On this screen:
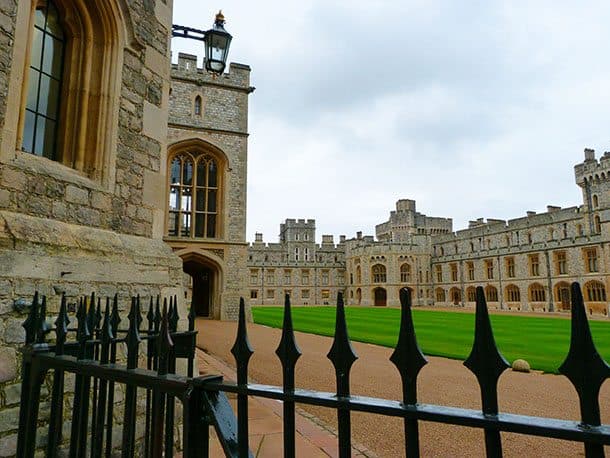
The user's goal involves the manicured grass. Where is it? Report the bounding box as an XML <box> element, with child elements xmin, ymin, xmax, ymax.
<box><xmin>252</xmin><ymin>306</ymin><xmax>610</xmax><ymax>373</ymax></box>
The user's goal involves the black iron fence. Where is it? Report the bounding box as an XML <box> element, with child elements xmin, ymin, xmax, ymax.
<box><xmin>16</xmin><ymin>292</ymin><xmax>245</xmax><ymax>458</ymax></box>
<box><xmin>16</xmin><ymin>283</ymin><xmax>610</xmax><ymax>457</ymax></box>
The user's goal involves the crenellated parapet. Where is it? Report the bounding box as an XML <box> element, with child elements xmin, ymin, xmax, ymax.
<box><xmin>172</xmin><ymin>53</ymin><xmax>253</xmax><ymax>90</ymax></box>
<box><xmin>574</xmin><ymin>149</ymin><xmax>610</xmax><ymax>185</ymax></box>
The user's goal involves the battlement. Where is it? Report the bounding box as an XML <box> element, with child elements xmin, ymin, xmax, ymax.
<box><xmin>574</xmin><ymin>148</ymin><xmax>610</xmax><ymax>185</ymax></box>
<box><xmin>433</xmin><ymin>204</ymin><xmax>582</xmax><ymax>243</ymax></box>
<box><xmin>396</xmin><ymin>199</ymin><xmax>416</xmax><ymax>212</ymax></box>
<box><xmin>171</xmin><ymin>52</ymin><xmax>252</xmax><ymax>89</ymax></box>
<box><xmin>281</xmin><ymin>218</ymin><xmax>316</xmax><ymax>228</ymax></box>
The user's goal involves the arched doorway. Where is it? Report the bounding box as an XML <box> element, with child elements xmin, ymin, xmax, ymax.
<box><xmin>183</xmin><ymin>260</ymin><xmax>217</xmax><ymax>317</ymax></box>
<box><xmin>450</xmin><ymin>287</ymin><xmax>461</xmax><ymax>305</ymax></box>
<box><xmin>373</xmin><ymin>287</ymin><xmax>387</xmax><ymax>306</ymax></box>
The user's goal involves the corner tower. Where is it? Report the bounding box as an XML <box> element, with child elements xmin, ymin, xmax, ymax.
<box><xmin>575</xmin><ymin>148</ymin><xmax>610</xmax><ymax>237</ymax></box>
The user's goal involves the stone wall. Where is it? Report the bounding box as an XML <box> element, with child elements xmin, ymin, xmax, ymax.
<box><xmin>0</xmin><ymin>0</ymin><xmax>188</xmax><ymax>455</ymax></box>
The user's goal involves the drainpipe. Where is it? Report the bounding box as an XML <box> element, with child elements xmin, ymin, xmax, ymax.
<box><xmin>459</xmin><ymin>259</ymin><xmax>465</xmax><ymax>307</ymax></box>
<box><xmin>497</xmin><ymin>255</ymin><xmax>504</xmax><ymax>310</ymax></box>
<box><xmin>545</xmin><ymin>250</ymin><xmax>554</xmax><ymax>312</ymax></box>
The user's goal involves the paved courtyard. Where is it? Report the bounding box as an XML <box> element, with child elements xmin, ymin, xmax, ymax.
<box><xmin>197</xmin><ymin>319</ymin><xmax>610</xmax><ymax>457</ymax></box>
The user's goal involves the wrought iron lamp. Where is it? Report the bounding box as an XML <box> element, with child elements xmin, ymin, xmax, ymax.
<box><xmin>172</xmin><ymin>10</ymin><xmax>233</xmax><ymax>75</ymax></box>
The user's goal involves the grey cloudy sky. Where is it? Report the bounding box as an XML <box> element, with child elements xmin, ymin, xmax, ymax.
<box><xmin>172</xmin><ymin>1</ymin><xmax>610</xmax><ymax>243</ymax></box>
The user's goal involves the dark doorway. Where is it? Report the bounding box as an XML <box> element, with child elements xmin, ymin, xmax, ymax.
<box><xmin>451</xmin><ymin>289</ymin><xmax>461</xmax><ymax>305</ymax></box>
<box><xmin>183</xmin><ymin>260</ymin><xmax>215</xmax><ymax>317</ymax></box>
<box><xmin>374</xmin><ymin>288</ymin><xmax>387</xmax><ymax>306</ymax></box>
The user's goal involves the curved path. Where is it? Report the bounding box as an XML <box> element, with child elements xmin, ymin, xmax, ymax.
<box><xmin>196</xmin><ymin>320</ymin><xmax>610</xmax><ymax>457</ymax></box>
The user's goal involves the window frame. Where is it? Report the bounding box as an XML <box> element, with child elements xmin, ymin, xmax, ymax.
<box><xmin>584</xmin><ymin>248</ymin><xmax>599</xmax><ymax>273</ymax></box>
<box><xmin>529</xmin><ymin>283</ymin><xmax>546</xmax><ymax>302</ymax></box>
<box><xmin>7</xmin><ymin>0</ymin><xmax>129</xmax><ymax>187</ymax></box>
<box><xmin>371</xmin><ymin>264</ymin><xmax>387</xmax><ymax>283</ymax></box>
<box><xmin>166</xmin><ymin>140</ymin><xmax>227</xmax><ymax>240</ymax></box>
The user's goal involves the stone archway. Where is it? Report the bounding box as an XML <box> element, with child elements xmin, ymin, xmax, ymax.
<box><xmin>373</xmin><ymin>287</ymin><xmax>387</xmax><ymax>306</ymax></box>
<box><xmin>183</xmin><ymin>261</ymin><xmax>216</xmax><ymax>317</ymax></box>
<box><xmin>178</xmin><ymin>251</ymin><xmax>223</xmax><ymax>319</ymax></box>
<box><xmin>450</xmin><ymin>287</ymin><xmax>461</xmax><ymax>305</ymax></box>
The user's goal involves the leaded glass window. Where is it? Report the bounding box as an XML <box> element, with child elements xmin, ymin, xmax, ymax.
<box><xmin>168</xmin><ymin>152</ymin><xmax>219</xmax><ymax>238</ymax></box>
<box><xmin>23</xmin><ymin>0</ymin><xmax>65</xmax><ymax>159</ymax></box>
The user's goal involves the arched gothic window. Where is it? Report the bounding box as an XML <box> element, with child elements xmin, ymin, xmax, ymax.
<box><xmin>585</xmin><ymin>281</ymin><xmax>606</xmax><ymax>302</ymax></box>
<box><xmin>400</xmin><ymin>263</ymin><xmax>411</xmax><ymax>282</ymax></box>
<box><xmin>435</xmin><ymin>288</ymin><xmax>446</xmax><ymax>302</ymax></box>
<box><xmin>529</xmin><ymin>283</ymin><xmax>546</xmax><ymax>302</ymax></box>
<box><xmin>194</xmin><ymin>96</ymin><xmax>202</xmax><ymax>116</ymax></box>
<box><xmin>23</xmin><ymin>1</ymin><xmax>65</xmax><ymax>159</ymax></box>
<box><xmin>356</xmin><ymin>265</ymin><xmax>361</xmax><ymax>284</ymax></box>
<box><xmin>505</xmin><ymin>284</ymin><xmax>520</xmax><ymax>302</ymax></box>
<box><xmin>371</xmin><ymin>264</ymin><xmax>386</xmax><ymax>283</ymax></box>
<box><xmin>466</xmin><ymin>287</ymin><xmax>476</xmax><ymax>302</ymax></box>
<box><xmin>168</xmin><ymin>151</ymin><xmax>220</xmax><ymax>238</ymax></box>
<box><xmin>485</xmin><ymin>285</ymin><xmax>498</xmax><ymax>302</ymax></box>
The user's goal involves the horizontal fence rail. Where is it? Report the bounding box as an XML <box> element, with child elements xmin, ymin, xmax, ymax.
<box><xmin>16</xmin><ymin>281</ymin><xmax>610</xmax><ymax>457</ymax></box>
<box><xmin>220</xmin><ymin>282</ymin><xmax>610</xmax><ymax>458</ymax></box>
<box><xmin>15</xmin><ymin>293</ymin><xmax>245</xmax><ymax>458</ymax></box>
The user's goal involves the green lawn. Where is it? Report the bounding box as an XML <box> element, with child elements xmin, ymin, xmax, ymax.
<box><xmin>252</xmin><ymin>306</ymin><xmax>610</xmax><ymax>373</ymax></box>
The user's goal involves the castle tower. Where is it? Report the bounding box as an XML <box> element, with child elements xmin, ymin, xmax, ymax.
<box><xmin>280</xmin><ymin>219</ymin><xmax>317</xmax><ymax>261</ymax></box>
<box><xmin>575</xmin><ymin>148</ymin><xmax>610</xmax><ymax>237</ymax></box>
<box><xmin>165</xmin><ymin>53</ymin><xmax>254</xmax><ymax>320</ymax></box>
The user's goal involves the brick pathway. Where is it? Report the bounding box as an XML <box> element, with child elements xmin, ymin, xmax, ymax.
<box><xmin>197</xmin><ymin>350</ymin><xmax>376</xmax><ymax>457</ymax></box>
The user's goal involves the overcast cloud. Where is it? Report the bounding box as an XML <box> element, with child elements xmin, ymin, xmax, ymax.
<box><xmin>172</xmin><ymin>1</ymin><xmax>610</xmax><ymax>242</ymax></box>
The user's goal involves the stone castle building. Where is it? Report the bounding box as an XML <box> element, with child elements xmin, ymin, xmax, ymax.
<box><xmin>250</xmin><ymin>150</ymin><xmax>609</xmax><ymax>315</ymax></box>
<box><xmin>248</xmin><ymin>219</ymin><xmax>346</xmax><ymax>306</ymax></box>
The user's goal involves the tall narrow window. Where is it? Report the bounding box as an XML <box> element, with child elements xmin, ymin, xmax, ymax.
<box><xmin>194</xmin><ymin>96</ymin><xmax>202</xmax><ymax>116</ymax></box>
<box><xmin>554</xmin><ymin>251</ymin><xmax>567</xmax><ymax>275</ymax></box>
<box><xmin>400</xmin><ymin>263</ymin><xmax>411</xmax><ymax>282</ymax></box>
<box><xmin>321</xmin><ymin>270</ymin><xmax>329</xmax><ymax>285</ymax></box>
<box><xmin>529</xmin><ymin>254</ymin><xmax>540</xmax><ymax>276</ymax></box>
<box><xmin>450</xmin><ymin>263</ymin><xmax>458</xmax><ymax>282</ymax></box>
<box><xmin>168</xmin><ymin>151</ymin><xmax>220</xmax><ymax>238</ymax></box>
<box><xmin>17</xmin><ymin>0</ymin><xmax>123</xmax><ymax>182</ymax></box>
<box><xmin>485</xmin><ymin>259</ymin><xmax>494</xmax><ymax>280</ymax></box>
<box><xmin>506</xmin><ymin>257</ymin><xmax>515</xmax><ymax>278</ymax></box>
<box><xmin>594</xmin><ymin>215</ymin><xmax>601</xmax><ymax>234</ymax></box>
<box><xmin>467</xmin><ymin>262</ymin><xmax>475</xmax><ymax>281</ymax></box>
<box><xmin>435</xmin><ymin>265</ymin><xmax>443</xmax><ymax>282</ymax></box>
<box><xmin>23</xmin><ymin>1</ymin><xmax>65</xmax><ymax>159</ymax></box>
<box><xmin>585</xmin><ymin>248</ymin><xmax>599</xmax><ymax>273</ymax></box>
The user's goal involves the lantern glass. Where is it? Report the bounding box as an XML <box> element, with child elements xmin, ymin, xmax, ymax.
<box><xmin>204</xmin><ymin>13</ymin><xmax>232</xmax><ymax>74</ymax></box>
